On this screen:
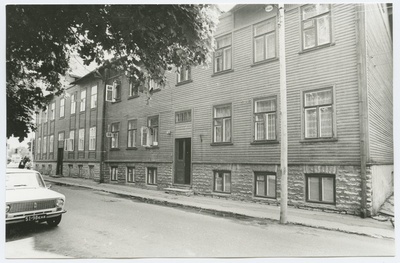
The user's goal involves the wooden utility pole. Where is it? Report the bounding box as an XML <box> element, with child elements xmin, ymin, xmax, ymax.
<box><xmin>278</xmin><ymin>4</ymin><xmax>288</xmax><ymax>224</ymax></box>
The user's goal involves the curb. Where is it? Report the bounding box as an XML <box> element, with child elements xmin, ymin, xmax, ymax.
<box><xmin>46</xmin><ymin>178</ymin><xmax>394</xmax><ymax>240</ymax></box>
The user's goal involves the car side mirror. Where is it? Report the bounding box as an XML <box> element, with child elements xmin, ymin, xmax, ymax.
<box><xmin>46</xmin><ymin>184</ymin><xmax>52</xmax><ymax>189</ymax></box>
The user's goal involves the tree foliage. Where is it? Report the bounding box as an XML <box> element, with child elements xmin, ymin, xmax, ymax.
<box><xmin>7</xmin><ymin>5</ymin><xmax>219</xmax><ymax>141</ymax></box>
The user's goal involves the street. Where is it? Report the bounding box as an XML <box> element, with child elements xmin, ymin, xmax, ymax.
<box><xmin>5</xmin><ymin>184</ymin><xmax>395</xmax><ymax>258</ymax></box>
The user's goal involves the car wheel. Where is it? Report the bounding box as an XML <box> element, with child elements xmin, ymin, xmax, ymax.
<box><xmin>46</xmin><ymin>215</ymin><xmax>62</xmax><ymax>227</ymax></box>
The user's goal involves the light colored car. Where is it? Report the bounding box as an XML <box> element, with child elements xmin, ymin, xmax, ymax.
<box><xmin>6</xmin><ymin>169</ymin><xmax>66</xmax><ymax>226</ymax></box>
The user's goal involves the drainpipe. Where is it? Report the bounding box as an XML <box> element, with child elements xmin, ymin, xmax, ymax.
<box><xmin>356</xmin><ymin>4</ymin><xmax>369</xmax><ymax>218</ymax></box>
<box><xmin>99</xmin><ymin>68</ymin><xmax>109</xmax><ymax>183</ymax></box>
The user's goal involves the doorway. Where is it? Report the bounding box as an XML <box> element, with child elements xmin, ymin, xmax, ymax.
<box><xmin>56</xmin><ymin>148</ymin><xmax>63</xmax><ymax>175</ymax></box>
<box><xmin>174</xmin><ymin>138</ymin><xmax>191</xmax><ymax>185</ymax></box>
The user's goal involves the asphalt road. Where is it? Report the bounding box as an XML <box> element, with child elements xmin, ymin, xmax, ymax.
<box><xmin>5</xmin><ymin>184</ymin><xmax>395</xmax><ymax>258</ymax></box>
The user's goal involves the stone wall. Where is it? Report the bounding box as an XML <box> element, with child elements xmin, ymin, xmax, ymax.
<box><xmin>62</xmin><ymin>162</ymin><xmax>100</xmax><ymax>181</ymax></box>
<box><xmin>192</xmin><ymin>163</ymin><xmax>368</xmax><ymax>215</ymax></box>
<box><xmin>103</xmin><ymin>162</ymin><xmax>172</xmax><ymax>190</ymax></box>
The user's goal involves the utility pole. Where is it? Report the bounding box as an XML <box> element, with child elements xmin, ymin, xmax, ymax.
<box><xmin>278</xmin><ymin>4</ymin><xmax>288</xmax><ymax>224</ymax></box>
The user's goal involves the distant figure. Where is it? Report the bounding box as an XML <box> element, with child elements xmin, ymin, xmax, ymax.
<box><xmin>18</xmin><ymin>159</ymin><xmax>25</xmax><ymax>169</ymax></box>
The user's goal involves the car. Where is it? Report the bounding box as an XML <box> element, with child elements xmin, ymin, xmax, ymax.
<box><xmin>5</xmin><ymin>169</ymin><xmax>66</xmax><ymax>226</ymax></box>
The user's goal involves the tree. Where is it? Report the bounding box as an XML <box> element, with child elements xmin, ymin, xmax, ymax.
<box><xmin>7</xmin><ymin>5</ymin><xmax>219</xmax><ymax>141</ymax></box>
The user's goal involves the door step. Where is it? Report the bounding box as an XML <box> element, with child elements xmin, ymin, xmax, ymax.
<box><xmin>164</xmin><ymin>187</ymin><xmax>194</xmax><ymax>196</ymax></box>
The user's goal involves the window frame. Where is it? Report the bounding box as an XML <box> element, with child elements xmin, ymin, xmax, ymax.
<box><xmin>110</xmin><ymin>122</ymin><xmax>120</xmax><ymax>149</ymax></box>
<box><xmin>302</xmin><ymin>87</ymin><xmax>335</xmax><ymax>140</ymax></box>
<box><xmin>71</xmin><ymin>93</ymin><xmax>76</xmax><ymax>115</ymax></box>
<box><xmin>80</xmin><ymin>89</ymin><xmax>86</xmax><ymax>112</ymax></box>
<box><xmin>254</xmin><ymin>172</ymin><xmax>277</xmax><ymax>198</ymax></box>
<box><xmin>146</xmin><ymin>167</ymin><xmax>157</xmax><ymax>185</ymax></box>
<box><xmin>37</xmin><ymin>137</ymin><xmax>41</xmax><ymax>154</ymax></box>
<box><xmin>49</xmin><ymin>134</ymin><xmax>54</xmax><ymax>153</ymax></box>
<box><xmin>60</xmin><ymin>98</ymin><xmax>65</xmax><ymax>118</ymax></box>
<box><xmin>89</xmin><ymin>126</ymin><xmax>96</xmax><ymax>151</ymax></box>
<box><xmin>253</xmin><ymin>96</ymin><xmax>277</xmax><ymax>142</ymax></box>
<box><xmin>214</xmin><ymin>33</ymin><xmax>232</xmax><ymax>74</ymax></box>
<box><xmin>91</xmin><ymin>85</ymin><xmax>97</xmax><ymax>109</ymax></box>
<box><xmin>78</xmin><ymin>128</ymin><xmax>85</xmax><ymax>151</ymax></box>
<box><xmin>300</xmin><ymin>4</ymin><xmax>332</xmax><ymax>51</ymax></box>
<box><xmin>177</xmin><ymin>66</ymin><xmax>192</xmax><ymax>84</ymax></box>
<box><xmin>253</xmin><ymin>17</ymin><xmax>277</xmax><ymax>63</ymax></box>
<box><xmin>213</xmin><ymin>170</ymin><xmax>232</xmax><ymax>193</ymax></box>
<box><xmin>127</xmin><ymin>119</ymin><xmax>137</xmax><ymax>148</ymax></box>
<box><xmin>212</xmin><ymin>103</ymin><xmax>232</xmax><ymax>144</ymax></box>
<box><xmin>42</xmin><ymin>136</ymin><xmax>47</xmax><ymax>154</ymax></box>
<box><xmin>112</xmin><ymin>80</ymin><xmax>122</xmax><ymax>102</ymax></box>
<box><xmin>110</xmin><ymin>167</ymin><xmax>118</xmax><ymax>181</ymax></box>
<box><xmin>146</xmin><ymin>115</ymin><xmax>159</xmax><ymax>147</ymax></box>
<box><xmin>129</xmin><ymin>79</ymin><xmax>139</xmax><ymax>98</ymax></box>
<box><xmin>305</xmin><ymin>174</ymin><xmax>336</xmax><ymax>204</ymax></box>
<box><xmin>50</xmin><ymin>102</ymin><xmax>55</xmax><ymax>120</ymax></box>
<box><xmin>175</xmin><ymin>110</ymin><xmax>192</xmax><ymax>124</ymax></box>
<box><xmin>126</xmin><ymin>167</ymin><xmax>135</xmax><ymax>183</ymax></box>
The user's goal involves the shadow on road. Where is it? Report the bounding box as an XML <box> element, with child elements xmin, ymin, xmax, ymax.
<box><xmin>6</xmin><ymin>222</ymin><xmax>58</xmax><ymax>242</ymax></box>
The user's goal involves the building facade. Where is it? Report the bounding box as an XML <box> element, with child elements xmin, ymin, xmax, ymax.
<box><xmin>34</xmin><ymin>4</ymin><xmax>393</xmax><ymax>217</ymax></box>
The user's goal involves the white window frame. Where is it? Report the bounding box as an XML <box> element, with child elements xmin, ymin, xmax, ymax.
<box><xmin>214</xmin><ymin>34</ymin><xmax>232</xmax><ymax>73</ymax></box>
<box><xmin>37</xmin><ymin>137</ymin><xmax>41</xmax><ymax>154</ymax></box>
<box><xmin>126</xmin><ymin>167</ymin><xmax>135</xmax><ymax>183</ymax></box>
<box><xmin>66</xmin><ymin>130</ymin><xmax>75</xmax><ymax>152</ymax></box>
<box><xmin>301</xmin><ymin>4</ymin><xmax>332</xmax><ymax>50</ymax></box>
<box><xmin>111</xmin><ymin>123</ymin><xmax>120</xmax><ymax>149</ymax></box>
<box><xmin>110</xmin><ymin>167</ymin><xmax>118</xmax><ymax>181</ymax></box>
<box><xmin>60</xmin><ymin>98</ymin><xmax>65</xmax><ymax>118</ymax></box>
<box><xmin>49</xmin><ymin>135</ymin><xmax>54</xmax><ymax>153</ymax></box>
<box><xmin>89</xmin><ymin>127</ymin><xmax>96</xmax><ymax>151</ymax></box>
<box><xmin>177</xmin><ymin>66</ymin><xmax>191</xmax><ymax>83</ymax></box>
<box><xmin>306</xmin><ymin>174</ymin><xmax>335</xmax><ymax>204</ymax></box>
<box><xmin>127</xmin><ymin>120</ymin><xmax>137</xmax><ymax>148</ymax></box>
<box><xmin>91</xmin><ymin>85</ymin><xmax>97</xmax><ymax>108</ymax></box>
<box><xmin>42</xmin><ymin>136</ymin><xmax>47</xmax><ymax>154</ymax></box>
<box><xmin>146</xmin><ymin>167</ymin><xmax>157</xmax><ymax>185</ymax></box>
<box><xmin>78</xmin><ymin>128</ymin><xmax>85</xmax><ymax>151</ymax></box>
<box><xmin>254</xmin><ymin>17</ymin><xmax>277</xmax><ymax>63</ymax></box>
<box><xmin>254</xmin><ymin>172</ymin><xmax>276</xmax><ymax>198</ymax></box>
<box><xmin>71</xmin><ymin>93</ymin><xmax>76</xmax><ymax>114</ymax></box>
<box><xmin>214</xmin><ymin>171</ymin><xmax>231</xmax><ymax>193</ymax></box>
<box><xmin>213</xmin><ymin>104</ymin><xmax>232</xmax><ymax>143</ymax></box>
<box><xmin>80</xmin><ymin>90</ymin><xmax>86</xmax><ymax>112</ymax></box>
<box><xmin>254</xmin><ymin>97</ymin><xmax>277</xmax><ymax>141</ymax></box>
<box><xmin>50</xmin><ymin>103</ymin><xmax>55</xmax><ymax>120</ymax></box>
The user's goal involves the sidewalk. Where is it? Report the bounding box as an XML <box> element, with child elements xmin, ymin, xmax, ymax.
<box><xmin>43</xmin><ymin>175</ymin><xmax>395</xmax><ymax>240</ymax></box>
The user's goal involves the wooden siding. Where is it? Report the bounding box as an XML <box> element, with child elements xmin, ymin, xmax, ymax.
<box><xmin>285</xmin><ymin>4</ymin><xmax>361</xmax><ymax>165</ymax></box>
<box><xmin>365</xmin><ymin>4</ymin><xmax>393</xmax><ymax>163</ymax></box>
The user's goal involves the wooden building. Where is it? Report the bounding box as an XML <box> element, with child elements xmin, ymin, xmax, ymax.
<box><xmin>34</xmin><ymin>4</ymin><xmax>393</xmax><ymax>216</ymax></box>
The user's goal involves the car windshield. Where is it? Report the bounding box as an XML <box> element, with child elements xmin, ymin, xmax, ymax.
<box><xmin>6</xmin><ymin>172</ymin><xmax>46</xmax><ymax>189</ymax></box>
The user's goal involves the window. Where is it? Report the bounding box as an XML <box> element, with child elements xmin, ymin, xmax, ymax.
<box><xmin>43</xmin><ymin>136</ymin><xmax>47</xmax><ymax>154</ymax></box>
<box><xmin>37</xmin><ymin>138</ymin><xmax>41</xmax><ymax>154</ymax></box>
<box><xmin>306</xmin><ymin>174</ymin><xmax>335</xmax><ymax>204</ymax></box>
<box><xmin>89</xmin><ymin>127</ymin><xmax>96</xmax><ymax>151</ymax></box>
<box><xmin>80</xmin><ymin>90</ymin><xmax>86</xmax><ymax>112</ymax></box>
<box><xmin>129</xmin><ymin>80</ymin><xmax>139</xmax><ymax>97</ymax></box>
<box><xmin>66</xmin><ymin>130</ymin><xmax>75</xmax><ymax>151</ymax></box>
<box><xmin>37</xmin><ymin>113</ymin><xmax>41</xmax><ymax>125</ymax></box>
<box><xmin>71</xmin><ymin>93</ymin><xmax>76</xmax><ymax>114</ymax></box>
<box><xmin>110</xmin><ymin>167</ymin><xmax>118</xmax><ymax>181</ymax></box>
<box><xmin>89</xmin><ymin>165</ymin><xmax>95</xmax><ymax>179</ymax></box>
<box><xmin>254</xmin><ymin>97</ymin><xmax>277</xmax><ymax>141</ymax></box>
<box><xmin>111</xmin><ymin>123</ymin><xmax>120</xmax><ymax>149</ymax></box>
<box><xmin>78</xmin><ymin>165</ymin><xmax>83</xmax><ymax>177</ymax></box>
<box><xmin>254</xmin><ymin>172</ymin><xmax>276</xmax><ymax>198</ymax></box>
<box><xmin>148</xmin><ymin>116</ymin><xmax>159</xmax><ymax>146</ymax></box>
<box><xmin>147</xmin><ymin>167</ymin><xmax>157</xmax><ymax>185</ymax></box>
<box><xmin>175</xmin><ymin>110</ymin><xmax>192</xmax><ymax>123</ymax></box>
<box><xmin>304</xmin><ymin>88</ymin><xmax>333</xmax><ymax>139</ymax></box>
<box><xmin>78</xmin><ymin>128</ymin><xmax>85</xmax><ymax>151</ymax></box>
<box><xmin>68</xmin><ymin>164</ymin><xmax>73</xmax><ymax>176</ymax></box>
<box><xmin>91</xmin><ymin>85</ymin><xmax>97</xmax><ymax>108</ymax></box>
<box><xmin>301</xmin><ymin>4</ymin><xmax>331</xmax><ymax>50</ymax></box>
<box><xmin>254</xmin><ymin>18</ymin><xmax>276</xmax><ymax>62</ymax></box>
<box><xmin>58</xmin><ymin>132</ymin><xmax>64</xmax><ymax>142</ymax></box>
<box><xmin>60</xmin><ymin>98</ymin><xmax>65</xmax><ymax>118</ymax></box>
<box><xmin>214</xmin><ymin>171</ymin><xmax>231</xmax><ymax>193</ymax></box>
<box><xmin>213</xmin><ymin>104</ymin><xmax>232</xmax><ymax>143</ymax></box>
<box><xmin>127</xmin><ymin>167</ymin><xmax>135</xmax><ymax>183</ymax></box>
<box><xmin>43</xmin><ymin>110</ymin><xmax>48</xmax><ymax>123</ymax></box>
<box><xmin>49</xmin><ymin>135</ymin><xmax>54</xmax><ymax>153</ymax></box>
<box><xmin>177</xmin><ymin>66</ymin><xmax>191</xmax><ymax>83</ymax></box>
<box><xmin>113</xmin><ymin>80</ymin><xmax>121</xmax><ymax>101</ymax></box>
<box><xmin>50</xmin><ymin>103</ymin><xmax>55</xmax><ymax>120</ymax></box>
<box><xmin>214</xmin><ymin>34</ymin><xmax>232</xmax><ymax>73</ymax></box>
<box><xmin>127</xmin><ymin>120</ymin><xmax>137</xmax><ymax>148</ymax></box>
<box><xmin>148</xmin><ymin>79</ymin><xmax>161</xmax><ymax>92</ymax></box>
